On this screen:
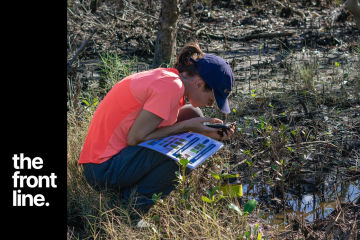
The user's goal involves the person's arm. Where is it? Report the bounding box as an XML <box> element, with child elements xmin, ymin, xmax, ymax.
<box><xmin>127</xmin><ymin>109</ymin><xmax>222</xmax><ymax>146</ymax></box>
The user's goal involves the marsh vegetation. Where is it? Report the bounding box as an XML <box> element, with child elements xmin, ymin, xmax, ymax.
<box><xmin>67</xmin><ymin>0</ymin><xmax>360</xmax><ymax>239</ymax></box>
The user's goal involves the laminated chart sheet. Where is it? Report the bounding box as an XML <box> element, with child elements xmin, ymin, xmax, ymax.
<box><xmin>139</xmin><ymin>132</ymin><xmax>223</xmax><ymax>169</ymax></box>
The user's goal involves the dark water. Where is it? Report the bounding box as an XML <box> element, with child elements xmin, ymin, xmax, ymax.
<box><xmin>241</xmin><ymin>173</ymin><xmax>359</xmax><ymax>226</ymax></box>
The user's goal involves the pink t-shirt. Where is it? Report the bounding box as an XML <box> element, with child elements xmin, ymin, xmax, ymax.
<box><xmin>78</xmin><ymin>68</ymin><xmax>185</xmax><ymax>164</ymax></box>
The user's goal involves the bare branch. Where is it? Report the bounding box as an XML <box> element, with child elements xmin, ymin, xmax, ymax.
<box><xmin>67</xmin><ymin>30</ymin><xmax>97</xmax><ymax>72</ymax></box>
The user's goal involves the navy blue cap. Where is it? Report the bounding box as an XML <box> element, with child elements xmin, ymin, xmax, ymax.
<box><xmin>194</xmin><ymin>54</ymin><xmax>234</xmax><ymax>114</ymax></box>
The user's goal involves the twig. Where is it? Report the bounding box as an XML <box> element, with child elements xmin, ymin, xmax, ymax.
<box><xmin>325</xmin><ymin>211</ymin><xmax>341</xmax><ymax>235</ymax></box>
<box><xmin>196</xmin><ymin>26</ymin><xmax>207</xmax><ymax>36</ymax></box>
<box><xmin>286</xmin><ymin>141</ymin><xmax>337</xmax><ymax>149</ymax></box>
<box><xmin>344</xmin><ymin>213</ymin><xmax>358</xmax><ymax>240</ymax></box>
<box><xmin>67</xmin><ymin>30</ymin><xmax>97</xmax><ymax>71</ymax></box>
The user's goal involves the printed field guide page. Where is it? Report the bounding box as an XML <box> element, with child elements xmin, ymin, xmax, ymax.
<box><xmin>139</xmin><ymin>133</ymin><xmax>223</xmax><ymax>169</ymax></box>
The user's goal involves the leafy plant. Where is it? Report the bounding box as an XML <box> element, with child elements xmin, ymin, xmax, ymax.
<box><xmin>228</xmin><ymin>199</ymin><xmax>260</xmax><ymax>239</ymax></box>
<box><xmin>202</xmin><ymin>172</ymin><xmax>243</xmax><ymax>205</ymax></box>
<box><xmin>176</xmin><ymin>157</ymin><xmax>192</xmax><ymax>205</ymax></box>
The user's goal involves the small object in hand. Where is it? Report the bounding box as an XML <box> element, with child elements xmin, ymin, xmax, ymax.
<box><xmin>205</xmin><ymin>122</ymin><xmax>236</xmax><ymax>137</ymax></box>
<box><xmin>206</xmin><ymin>123</ymin><xmax>232</xmax><ymax>130</ymax></box>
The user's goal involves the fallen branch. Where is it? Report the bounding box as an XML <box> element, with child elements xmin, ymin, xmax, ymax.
<box><xmin>179</xmin><ymin>23</ymin><xmax>296</xmax><ymax>41</ymax></box>
<box><xmin>286</xmin><ymin>141</ymin><xmax>338</xmax><ymax>149</ymax></box>
<box><xmin>206</xmin><ymin>31</ymin><xmax>296</xmax><ymax>42</ymax></box>
<box><xmin>67</xmin><ymin>30</ymin><xmax>97</xmax><ymax>72</ymax></box>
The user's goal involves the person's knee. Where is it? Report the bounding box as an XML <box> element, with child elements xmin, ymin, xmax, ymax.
<box><xmin>177</xmin><ymin>104</ymin><xmax>204</xmax><ymax>122</ymax></box>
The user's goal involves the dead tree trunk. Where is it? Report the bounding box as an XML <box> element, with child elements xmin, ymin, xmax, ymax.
<box><xmin>345</xmin><ymin>0</ymin><xmax>360</xmax><ymax>28</ymax></box>
<box><xmin>152</xmin><ymin>0</ymin><xmax>179</xmax><ymax>68</ymax></box>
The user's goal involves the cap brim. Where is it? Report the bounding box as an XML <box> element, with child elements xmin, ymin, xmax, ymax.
<box><xmin>214</xmin><ymin>91</ymin><xmax>230</xmax><ymax>114</ymax></box>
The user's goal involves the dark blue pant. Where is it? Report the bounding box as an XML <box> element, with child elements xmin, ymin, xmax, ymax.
<box><xmin>83</xmin><ymin>146</ymin><xmax>179</xmax><ymax>211</ymax></box>
<box><xmin>82</xmin><ymin>104</ymin><xmax>203</xmax><ymax>212</ymax></box>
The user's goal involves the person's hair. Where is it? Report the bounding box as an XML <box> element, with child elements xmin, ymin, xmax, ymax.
<box><xmin>173</xmin><ymin>42</ymin><xmax>212</xmax><ymax>91</ymax></box>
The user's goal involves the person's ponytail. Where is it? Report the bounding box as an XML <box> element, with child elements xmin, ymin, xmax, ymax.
<box><xmin>173</xmin><ymin>42</ymin><xmax>205</xmax><ymax>76</ymax></box>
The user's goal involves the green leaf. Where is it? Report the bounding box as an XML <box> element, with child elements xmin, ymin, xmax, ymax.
<box><xmin>201</xmin><ymin>196</ymin><xmax>213</xmax><ymax>203</ymax></box>
<box><xmin>220</xmin><ymin>184</ymin><xmax>243</xmax><ymax>197</ymax></box>
<box><xmin>257</xmin><ymin>122</ymin><xmax>264</xmax><ymax>129</ymax></box>
<box><xmin>152</xmin><ymin>192</ymin><xmax>162</xmax><ymax>203</ymax></box>
<box><xmin>228</xmin><ymin>203</ymin><xmax>242</xmax><ymax>215</ymax></box>
<box><xmin>257</xmin><ymin>232</ymin><xmax>262</xmax><ymax>240</ymax></box>
<box><xmin>245</xmin><ymin>230</ymin><xmax>251</xmax><ymax>239</ymax></box>
<box><xmin>211</xmin><ymin>172</ymin><xmax>221</xmax><ymax>180</ymax></box>
<box><xmin>221</xmin><ymin>173</ymin><xmax>239</xmax><ymax>179</ymax></box>
<box><xmin>242</xmin><ymin>150</ymin><xmax>251</xmax><ymax>156</ymax></box>
<box><xmin>291</xmin><ymin>130</ymin><xmax>296</xmax><ymax>136</ymax></box>
<box><xmin>287</xmin><ymin>146</ymin><xmax>294</xmax><ymax>153</ymax></box>
<box><xmin>93</xmin><ymin>98</ymin><xmax>99</xmax><ymax>106</ymax></box>
<box><xmin>179</xmin><ymin>158</ymin><xmax>189</xmax><ymax>167</ymax></box>
<box><xmin>243</xmin><ymin>199</ymin><xmax>258</xmax><ymax>214</ymax></box>
<box><xmin>152</xmin><ymin>214</ymin><xmax>160</xmax><ymax>223</ymax></box>
<box><xmin>254</xmin><ymin>223</ymin><xmax>259</xmax><ymax>235</ymax></box>
<box><xmin>82</xmin><ymin>99</ymin><xmax>90</xmax><ymax>106</ymax></box>
<box><xmin>210</xmin><ymin>186</ymin><xmax>219</xmax><ymax>196</ymax></box>
<box><xmin>266</xmin><ymin>125</ymin><xmax>272</xmax><ymax>133</ymax></box>
<box><xmin>271</xmin><ymin>163</ymin><xmax>278</xmax><ymax>171</ymax></box>
<box><xmin>335</xmin><ymin>61</ymin><xmax>340</xmax><ymax>67</ymax></box>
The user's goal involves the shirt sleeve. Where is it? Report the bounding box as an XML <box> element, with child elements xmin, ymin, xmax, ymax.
<box><xmin>143</xmin><ymin>78</ymin><xmax>183</xmax><ymax>121</ymax></box>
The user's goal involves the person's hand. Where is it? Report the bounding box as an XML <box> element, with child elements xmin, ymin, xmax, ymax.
<box><xmin>203</xmin><ymin>124</ymin><xmax>235</xmax><ymax>141</ymax></box>
<box><xmin>182</xmin><ymin>117</ymin><xmax>223</xmax><ymax>134</ymax></box>
<box><xmin>183</xmin><ymin>117</ymin><xmax>235</xmax><ymax>141</ymax></box>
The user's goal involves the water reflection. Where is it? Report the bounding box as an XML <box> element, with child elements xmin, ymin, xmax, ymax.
<box><xmin>243</xmin><ymin>176</ymin><xmax>359</xmax><ymax>225</ymax></box>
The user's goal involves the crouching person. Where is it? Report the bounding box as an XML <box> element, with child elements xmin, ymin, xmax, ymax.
<box><xmin>78</xmin><ymin>42</ymin><xmax>235</xmax><ymax>214</ymax></box>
